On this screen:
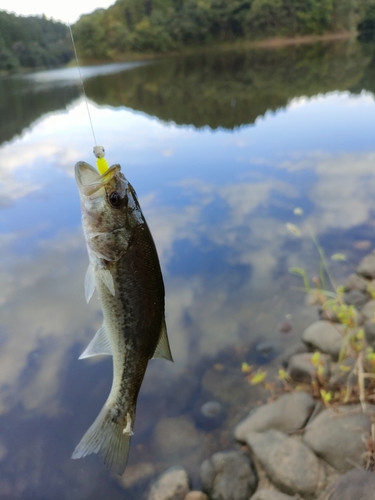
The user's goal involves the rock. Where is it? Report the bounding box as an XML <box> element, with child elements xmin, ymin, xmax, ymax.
<box><xmin>303</xmin><ymin>405</ymin><xmax>374</xmax><ymax>471</ymax></box>
<box><xmin>364</xmin><ymin>321</ymin><xmax>375</xmax><ymax>349</ymax></box>
<box><xmin>121</xmin><ymin>462</ymin><xmax>157</xmax><ymax>489</ymax></box>
<box><xmin>254</xmin><ymin>341</ymin><xmax>279</xmax><ymax>363</ymax></box>
<box><xmin>343</xmin><ymin>273</ymin><xmax>368</xmax><ymax>292</ymax></box>
<box><xmin>152</xmin><ymin>416</ymin><xmax>202</xmax><ymax>460</ymax></box>
<box><xmin>234</xmin><ymin>392</ymin><xmax>315</xmax><ymax>441</ymax></box>
<box><xmin>194</xmin><ymin>401</ymin><xmax>225</xmax><ymax>431</ymax></box>
<box><xmin>280</xmin><ymin>343</ymin><xmax>308</xmax><ymax>368</ymax></box>
<box><xmin>251</xmin><ymin>490</ymin><xmax>297</xmax><ymax>500</ymax></box>
<box><xmin>327</xmin><ymin>469</ymin><xmax>375</xmax><ymax>500</ymax></box>
<box><xmin>344</xmin><ymin>289</ymin><xmax>369</xmax><ymax>310</ymax></box>
<box><xmin>287</xmin><ymin>352</ymin><xmax>330</xmax><ymax>384</ymax></box>
<box><xmin>184</xmin><ymin>492</ymin><xmax>208</xmax><ymax>500</ymax></box>
<box><xmin>148</xmin><ymin>467</ymin><xmax>190</xmax><ymax>500</ymax></box>
<box><xmin>200</xmin><ymin>451</ymin><xmax>257</xmax><ymax>500</ymax></box>
<box><xmin>360</xmin><ymin>300</ymin><xmax>375</xmax><ymax>323</ymax></box>
<box><xmin>245</xmin><ymin>430</ymin><xmax>324</xmax><ymax>497</ymax></box>
<box><xmin>302</xmin><ymin>321</ymin><xmax>343</xmax><ymax>360</ymax></box>
<box><xmin>357</xmin><ymin>251</ymin><xmax>375</xmax><ymax>279</ymax></box>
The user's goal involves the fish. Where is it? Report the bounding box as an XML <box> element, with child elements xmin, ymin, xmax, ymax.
<box><xmin>72</xmin><ymin>160</ymin><xmax>173</xmax><ymax>474</ymax></box>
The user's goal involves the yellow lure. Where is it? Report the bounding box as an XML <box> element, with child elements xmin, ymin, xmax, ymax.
<box><xmin>93</xmin><ymin>145</ymin><xmax>109</xmax><ymax>174</ymax></box>
<box><xmin>96</xmin><ymin>157</ymin><xmax>109</xmax><ymax>175</ymax></box>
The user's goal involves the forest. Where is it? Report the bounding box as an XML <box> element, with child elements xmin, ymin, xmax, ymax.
<box><xmin>71</xmin><ymin>0</ymin><xmax>375</xmax><ymax>60</ymax></box>
<box><xmin>2</xmin><ymin>1</ymin><xmax>375</xmax><ymax>71</ymax></box>
<box><xmin>0</xmin><ymin>11</ymin><xmax>72</xmax><ymax>71</ymax></box>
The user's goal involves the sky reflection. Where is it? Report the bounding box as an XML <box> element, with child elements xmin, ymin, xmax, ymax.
<box><xmin>1</xmin><ymin>69</ymin><xmax>375</xmax><ymax>496</ymax></box>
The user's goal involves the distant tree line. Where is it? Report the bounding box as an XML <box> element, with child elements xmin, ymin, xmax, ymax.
<box><xmin>0</xmin><ymin>10</ymin><xmax>72</xmax><ymax>72</ymax></box>
<box><xmin>72</xmin><ymin>0</ymin><xmax>375</xmax><ymax>60</ymax></box>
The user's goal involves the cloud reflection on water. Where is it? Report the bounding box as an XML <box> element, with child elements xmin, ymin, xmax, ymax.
<box><xmin>0</xmin><ymin>88</ymin><xmax>374</xmax><ymax>495</ymax></box>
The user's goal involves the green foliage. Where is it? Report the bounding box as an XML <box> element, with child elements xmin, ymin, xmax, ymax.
<box><xmin>71</xmin><ymin>0</ymin><xmax>375</xmax><ymax>61</ymax></box>
<box><xmin>0</xmin><ymin>10</ymin><xmax>72</xmax><ymax>72</ymax></box>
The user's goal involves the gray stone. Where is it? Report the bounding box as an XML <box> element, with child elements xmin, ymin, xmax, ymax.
<box><xmin>364</xmin><ymin>321</ymin><xmax>375</xmax><ymax>349</ymax></box>
<box><xmin>149</xmin><ymin>467</ymin><xmax>190</xmax><ymax>500</ymax></box>
<box><xmin>343</xmin><ymin>273</ymin><xmax>368</xmax><ymax>292</ymax></box>
<box><xmin>287</xmin><ymin>352</ymin><xmax>330</xmax><ymax>384</ymax></box>
<box><xmin>344</xmin><ymin>289</ymin><xmax>369</xmax><ymax>310</ymax></box>
<box><xmin>360</xmin><ymin>300</ymin><xmax>375</xmax><ymax>322</ymax></box>
<box><xmin>303</xmin><ymin>405</ymin><xmax>374</xmax><ymax>472</ymax></box>
<box><xmin>357</xmin><ymin>251</ymin><xmax>375</xmax><ymax>279</ymax></box>
<box><xmin>234</xmin><ymin>392</ymin><xmax>315</xmax><ymax>441</ymax></box>
<box><xmin>302</xmin><ymin>320</ymin><xmax>343</xmax><ymax>360</ymax></box>
<box><xmin>200</xmin><ymin>451</ymin><xmax>257</xmax><ymax>500</ymax></box>
<box><xmin>245</xmin><ymin>430</ymin><xmax>324</xmax><ymax>497</ymax></box>
<box><xmin>280</xmin><ymin>343</ymin><xmax>308</xmax><ymax>368</ymax></box>
<box><xmin>327</xmin><ymin>469</ymin><xmax>375</xmax><ymax>500</ymax></box>
<box><xmin>318</xmin><ymin>306</ymin><xmax>339</xmax><ymax>322</ymax></box>
<box><xmin>184</xmin><ymin>492</ymin><xmax>208</xmax><ymax>500</ymax></box>
<box><xmin>251</xmin><ymin>490</ymin><xmax>296</xmax><ymax>500</ymax></box>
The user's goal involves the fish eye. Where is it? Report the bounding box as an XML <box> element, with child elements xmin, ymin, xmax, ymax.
<box><xmin>108</xmin><ymin>191</ymin><xmax>122</xmax><ymax>208</ymax></box>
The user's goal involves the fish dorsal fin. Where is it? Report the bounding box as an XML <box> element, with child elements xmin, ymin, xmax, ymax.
<box><xmin>152</xmin><ymin>319</ymin><xmax>173</xmax><ymax>362</ymax></box>
<box><xmin>79</xmin><ymin>323</ymin><xmax>112</xmax><ymax>359</ymax></box>
<box><xmin>97</xmin><ymin>268</ymin><xmax>115</xmax><ymax>296</ymax></box>
<box><xmin>84</xmin><ymin>264</ymin><xmax>96</xmax><ymax>303</ymax></box>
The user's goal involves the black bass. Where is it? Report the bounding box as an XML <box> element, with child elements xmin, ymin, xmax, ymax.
<box><xmin>72</xmin><ymin>160</ymin><xmax>173</xmax><ymax>474</ymax></box>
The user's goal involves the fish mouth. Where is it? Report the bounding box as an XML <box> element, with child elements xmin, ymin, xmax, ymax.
<box><xmin>75</xmin><ymin>162</ymin><xmax>121</xmax><ymax>196</ymax></box>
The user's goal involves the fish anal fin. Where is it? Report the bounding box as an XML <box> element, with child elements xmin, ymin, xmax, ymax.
<box><xmin>84</xmin><ymin>264</ymin><xmax>96</xmax><ymax>303</ymax></box>
<box><xmin>152</xmin><ymin>319</ymin><xmax>173</xmax><ymax>362</ymax></box>
<box><xmin>79</xmin><ymin>323</ymin><xmax>112</xmax><ymax>359</ymax></box>
<box><xmin>97</xmin><ymin>268</ymin><xmax>115</xmax><ymax>296</ymax></box>
<box><xmin>72</xmin><ymin>405</ymin><xmax>131</xmax><ymax>475</ymax></box>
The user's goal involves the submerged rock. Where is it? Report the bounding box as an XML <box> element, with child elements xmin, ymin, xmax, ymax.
<box><xmin>152</xmin><ymin>416</ymin><xmax>202</xmax><ymax>460</ymax></box>
<box><xmin>302</xmin><ymin>320</ymin><xmax>343</xmax><ymax>360</ymax></box>
<box><xmin>148</xmin><ymin>467</ymin><xmax>190</xmax><ymax>500</ymax></box>
<box><xmin>245</xmin><ymin>430</ymin><xmax>325</xmax><ymax>497</ymax></box>
<box><xmin>303</xmin><ymin>405</ymin><xmax>374</xmax><ymax>472</ymax></box>
<box><xmin>246</xmin><ymin>430</ymin><xmax>325</xmax><ymax>497</ymax></box>
<box><xmin>234</xmin><ymin>392</ymin><xmax>315</xmax><ymax>441</ymax></box>
<box><xmin>184</xmin><ymin>492</ymin><xmax>208</xmax><ymax>500</ymax></box>
<box><xmin>327</xmin><ymin>469</ymin><xmax>375</xmax><ymax>500</ymax></box>
<box><xmin>251</xmin><ymin>490</ymin><xmax>297</xmax><ymax>500</ymax></box>
<box><xmin>200</xmin><ymin>450</ymin><xmax>257</xmax><ymax>500</ymax></box>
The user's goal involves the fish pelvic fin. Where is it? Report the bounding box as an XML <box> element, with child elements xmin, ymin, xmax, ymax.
<box><xmin>72</xmin><ymin>405</ymin><xmax>132</xmax><ymax>475</ymax></box>
<box><xmin>152</xmin><ymin>318</ymin><xmax>173</xmax><ymax>362</ymax></box>
<box><xmin>79</xmin><ymin>323</ymin><xmax>112</xmax><ymax>359</ymax></box>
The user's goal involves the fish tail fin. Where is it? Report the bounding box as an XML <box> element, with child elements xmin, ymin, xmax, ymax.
<box><xmin>72</xmin><ymin>405</ymin><xmax>132</xmax><ymax>475</ymax></box>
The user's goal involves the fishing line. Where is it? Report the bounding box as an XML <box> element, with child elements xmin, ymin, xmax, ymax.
<box><xmin>68</xmin><ymin>21</ymin><xmax>109</xmax><ymax>174</ymax></box>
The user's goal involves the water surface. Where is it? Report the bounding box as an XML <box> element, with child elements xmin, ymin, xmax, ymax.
<box><xmin>1</xmin><ymin>39</ymin><xmax>375</xmax><ymax>498</ymax></box>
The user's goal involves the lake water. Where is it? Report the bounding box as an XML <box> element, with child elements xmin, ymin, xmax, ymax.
<box><xmin>1</xmin><ymin>38</ymin><xmax>375</xmax><ymax>498</ymax></box>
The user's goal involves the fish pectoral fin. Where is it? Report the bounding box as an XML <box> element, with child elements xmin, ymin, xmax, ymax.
<box><xmin>97</xmin><ymin>268</ymin><xmax>115</xmax><ymax>296</ymax></box>
<box><xmin>84</xmin><ymin>264</ymin><xmax>96</xmax><ymax>303</ymax></box>
<box><xmin>152</xmin><ymin>318</ymin><xmax>173</xmax><ymax>362</ymax></box>
<box><xmin>79</xmin><ymin>323</ymin><xmax>112</xmax><ymax>359</ymax></box>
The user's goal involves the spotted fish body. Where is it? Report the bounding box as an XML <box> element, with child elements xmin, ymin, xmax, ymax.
<box><xmin>72</xmin><ymin>162</ymin><xmax>172</xmax><ymax>474</ymax></box>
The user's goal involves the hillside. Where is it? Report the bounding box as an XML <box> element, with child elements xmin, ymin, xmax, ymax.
<box><xmin>72</xmin><ymin>0</ymin><xmax>375</xmax><ymax>61</ymax></box>
<box><xmin>0</xmin><ymin>10</ymin><xmax>72</xmax><ymax>72</ymax></box>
